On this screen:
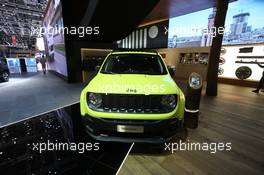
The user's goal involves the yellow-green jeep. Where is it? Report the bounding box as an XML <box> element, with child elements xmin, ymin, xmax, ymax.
<box><xmin>80</xmin><ymin>51</ymin><xmax>185</xmax><ymax>143</ymax></box>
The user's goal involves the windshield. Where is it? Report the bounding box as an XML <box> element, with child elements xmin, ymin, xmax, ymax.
<box><xmin>100</xmin><ymin>54</ymin><xmax>167</xmax><ymax>75</ymax></box>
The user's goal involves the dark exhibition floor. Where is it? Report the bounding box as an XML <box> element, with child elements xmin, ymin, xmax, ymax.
<box><xmin>0</xmin><ymin>72</ymin><xmax>85</xmax><ymax>127</ymax></box>
<box><xmin>119</xmin><ymin>83</ymin><xmax>264</xmax><ymax>175</ymax></box>
<box><xmin>0</xmin><ymin>103</ymin><xmax>132</xmax><ymax>174</ymax></box>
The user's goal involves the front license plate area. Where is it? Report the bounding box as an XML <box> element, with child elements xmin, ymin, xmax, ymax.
<box><xmin>117</xmin><ymin>125</ymin><xmax>144</xmax><ymax>133</ymax></box>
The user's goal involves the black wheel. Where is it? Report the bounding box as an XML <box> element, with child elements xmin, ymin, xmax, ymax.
<box><xmin>1</xmin><ymin>72</ymin><xmax>9</xmax><ymax>82</ymax></box>
<box><xmin>219</xmin><ymin>57</ymin><xmax>226</xmax><ymax>65</ymax></box>
<box><xmin>220</xmin><ymin>48</ymin><xmax>226</xmax><ymax>55</ymax></box>
<box><xmin>235</xmin><ymin>66</ymin><xmax>252</xmax><ymax>80</ymax></box>
<box><xmin>218</xmin><ymin>67</ymin><xmax>224</xmax><ymax>75</ymax></box>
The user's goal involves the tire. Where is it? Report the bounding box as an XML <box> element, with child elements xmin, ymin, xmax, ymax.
<box><xmin>1</xmin><ymin>72</ymin><xmax>9</xmax><ymax>82</ymax></box>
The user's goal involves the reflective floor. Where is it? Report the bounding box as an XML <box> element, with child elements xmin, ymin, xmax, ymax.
<box><xmin>0</xmin><ymin>72</ymin><xmax>85</xmax><ymax>127</ymax></box>
<box><xmin>0</xmin><ymin>103</ymin><xmax>132</xmax><ymax>174</ymax></box>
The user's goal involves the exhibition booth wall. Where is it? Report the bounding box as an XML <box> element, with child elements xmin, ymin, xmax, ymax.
<box><xmin>42</xmin><ymin>0</ymin><xmax>264</xmax><ymax>88</ymax></box>
<box><xmin>157</xmin><ymin>47</ymin><xmax>210</xmax><ymax>80</ymax></box>
<box><xmin>157</xmin><ymin>0</ymin><xmax>263</xmax><ymax>86</ymax></box>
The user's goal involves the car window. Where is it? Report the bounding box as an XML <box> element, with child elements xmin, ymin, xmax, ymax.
<box><xmin>100</xmin><ymin>54</ymin><xmax>167</xmax><ymax>75</ymax></box>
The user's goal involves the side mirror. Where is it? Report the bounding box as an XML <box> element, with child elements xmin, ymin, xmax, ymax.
<box><xmin>168</xmin><ymin>66</ymin><xmax>176</xmax><ymax>76</ymax></box>
<box><xmin>95</xmin><ymin>65</ymin><xmax>101</xmax><ymax>72</ymax></box>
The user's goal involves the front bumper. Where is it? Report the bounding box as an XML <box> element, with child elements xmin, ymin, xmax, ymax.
<box><xmin>82</xmin><ymin>115</ymin><xmax>184</xmax><ymax>143</ymax></box>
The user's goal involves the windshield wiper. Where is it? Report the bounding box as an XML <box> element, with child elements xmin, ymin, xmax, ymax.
<box><xmin>137</xmin><ymin>71</ymin><xmax>162</xmax><ymax>75</ymax></box>
<box><xmin>100</xmin><ymin>71</ymin><xmax>117</xmax><ymax>74</ymax></box>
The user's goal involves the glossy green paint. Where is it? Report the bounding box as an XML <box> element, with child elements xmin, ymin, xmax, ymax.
<box><xmin>80</xmin><ymin>51</ymin><xmax>185</xmax><ymax>120</ymax></box>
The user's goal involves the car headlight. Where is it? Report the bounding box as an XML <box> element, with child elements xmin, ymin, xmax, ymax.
<box><xmin>87</xmin><ymin>93</ymin><xmax>102</xmax><ymax>108</ymax></box>
<box><xmin>161</xmin><ymin>95</ymin><xmax>177</xmax><ymax>110</ymax></box>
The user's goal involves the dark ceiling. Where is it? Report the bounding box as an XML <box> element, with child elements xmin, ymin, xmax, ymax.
<box><xmin>143</xmin><ymin>0</ymin><xmax>237</xmax><ymax>24</ymax></box>
<box><xmin>62</xmin><ymin>0</ymin><xmax>160</xmax><ymax>42</ymax></box>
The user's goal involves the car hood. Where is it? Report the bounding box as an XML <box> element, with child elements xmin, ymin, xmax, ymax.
<box><xmin>85</xmin><ymin>73</ymin><xmax>180</xmax><ymax>95</ymax></box>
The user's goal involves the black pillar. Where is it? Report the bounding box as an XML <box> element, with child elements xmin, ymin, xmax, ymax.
<box><xmin>206</xmin><ymin>0</ymin><xmax>229</xmax><ymax>96</ymax></box>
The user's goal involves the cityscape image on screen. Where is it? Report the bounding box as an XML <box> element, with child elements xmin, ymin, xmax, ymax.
<box><xmin>168</xmin><ymin>0</ymin><xmax>264</xmax><ymax>48</ymax></box>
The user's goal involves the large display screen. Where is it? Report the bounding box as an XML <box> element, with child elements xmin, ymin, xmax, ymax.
<box><xmin>168</xmin><ymin>0</ymin><xmax>264</xmax><ymax>48</ymax></box>
<box><xmin>168</xmin><ymin>8</ymin><xmax>215</xmax><ymax>48</ymax></box>
<box><xmin>222</xmin><ymin>0</ymin><xmax>264</xmax><ymax>45</ymax></box>
<box><xmin>43</xmin><ymin>0</ymin><xmax>68</xmax><ymax>77</ymax></box>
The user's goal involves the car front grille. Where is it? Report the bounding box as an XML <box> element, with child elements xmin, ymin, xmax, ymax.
<box><xmin>90</xmin><ymin>94</ymin><xmax>177</xmax><ymax>114</ymax></box>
